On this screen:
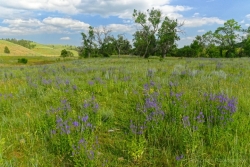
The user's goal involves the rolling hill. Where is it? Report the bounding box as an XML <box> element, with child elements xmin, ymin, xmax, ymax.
<box><xmin>31</xmin><ymin>43</ymin><xmax>79</xmax><ymax>57</ymax></box>
<box><xmin>0</xmin><ymin>40</ymin><xmax>43</xmax><ymax>56</ymax></box>
<box><xmin>0</xmin><ymin>40</ymin><xmax>79</xmax><ymax>57</ymax></box>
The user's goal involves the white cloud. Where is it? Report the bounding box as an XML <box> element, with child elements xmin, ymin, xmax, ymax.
<box><xmin>0</xmin><ymin>0</ymin><xmax>192</xmax><ymax>19</ymax></box>
<box><xmin>43</xmin><ymin>17</ymin><xmax>89</xmax><ymax>30</ymax></box>
<box><xmin>181</xmin><ymin>17</ymin><xmax>224</xmax><ymax>27</ymax></box>
<box><xmin>60</xmin><ymin>37</ymin><xmax>70</xmax><ymax>40</ymax></box>
<box><xmin>197</xmin><ymin>29</ymin><xmax>205</xmax><ymax>33</ymax></box>
<box><xmin>192</xmin><ymin>13</ymin><xmax>199</xmax><ymax>17</ymax></box>
<box><xmin>0</xmin><ymin>26</ymin><xmax>23</xmax><ymax>34</ymax></box>
<box><xmin>106</xmin><ymin>24</ymin><xmax>135</xmax><ymax>33</ymax></box>
<box><xmin>246</xmin><ymin>14</ymin><xmax>250</xmax><ymax>20</ymax></box>
<box><xmin>240</xmin><ymin>20</ymin><xmax>245</xmax><ymax>24</ymax></box>
<box><xmin>182</xmin><ymin>36</ymin><xmax>195</xmax><ymax>40</ymax></box>
<box><xmin>1</xmin><ymin>0</ymin><xmax>81</xmax><ymax>14</ymax></box>
<box><xmin>0</xmin><ymin>17</ymin><xmax>89</xmax><ymax>35</ymax></box>
<box><xmin>3</xmin><ymin>19</ymin><xmax>43</xmax><ymax>27</ymax></box>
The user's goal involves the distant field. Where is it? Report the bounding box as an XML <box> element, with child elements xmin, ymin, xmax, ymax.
<box><xmin>0</xmin><ymin>40</ymin><xmax>79</xmax><ymax>57</ymax></box>
<box><xmin>0</xmin><ymin>56</ymin><xmax>249</xmax><ymax>166</ymax></box>
<box><xmin>0</xmin><ymin>40</ymin><xmax>43</xmax><ymax>56</ymax></box>
<box><xmin>31</xmin><ymin>42</ymin><xmax>79</xmax><ymax>57</ymax></box>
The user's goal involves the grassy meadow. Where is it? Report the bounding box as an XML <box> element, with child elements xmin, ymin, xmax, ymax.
<box><xmin>0</xmin><ymin>55</ymin><xmax>250</xmax><ymax>166</ymax></box>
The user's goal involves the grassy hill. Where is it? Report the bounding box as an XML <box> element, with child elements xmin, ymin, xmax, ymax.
<box><xmin>31</xmin><ymin>43</ymin><xmax>79</xmax><ymax>57</ymax></box>
<box><xmin>0</xmin><ymin>40</ymin><xmax>43</xmax><ymax>56</ymax></box>
<box><xmin>0</xmin><ymin>40</ymin><xmax>79</xmax><ymax>57</ymax></box>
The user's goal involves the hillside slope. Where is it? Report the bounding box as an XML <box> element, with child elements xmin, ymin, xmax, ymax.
<box><xmin>31</xmin><ymin>43</ymin><xmax>79</xmax><ymax>57</ymax></box>
<box><xmin>0</xmin><ymin>40</ymin><xmax>43</xmax><ymax>56</ymax></box>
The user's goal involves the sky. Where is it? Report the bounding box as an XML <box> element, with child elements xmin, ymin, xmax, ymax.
<box><xmin>0</xmin><ymin>0</ymin><xmax>250</xmax><ymax>47</ymax></box>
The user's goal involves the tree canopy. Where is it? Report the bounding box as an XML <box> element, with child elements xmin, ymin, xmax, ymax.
<box><xmin>79</xmin><ymin>8</ymin><xmax>250</xmax><ymax>58</ymax></box>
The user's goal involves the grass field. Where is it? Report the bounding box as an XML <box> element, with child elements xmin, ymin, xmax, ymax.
<box><xmin>31</xmin><ymin>43</ymin><xmax>78</xmax><ymax>57</ymax></box>
<box><xmin>0</xmin><ymin>40</ymin><xmax>43</xmax><ymax>57</ymax></box>
<box><xmin>0</xmin><ymin>40</ymin><xmax>78</xmax><ymax>57</ymax></box>
<box><xmin>0</xmin><ymin>56</ymin><xmax>249</xmax><ymax>166</ymax></box>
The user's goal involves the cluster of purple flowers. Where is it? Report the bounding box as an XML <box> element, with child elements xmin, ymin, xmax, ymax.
<box><xmin>204</xmin><ymin>93</ymin><xmax>237</xmax><ymax>126</ymax></box>
<box><xmin>182</xmin><ymin>93</ymin><xmax>237</xmax><ymax>129</ymax></box>
<box><xmin>47</xmin><ymin>96</ymin><xmax>100</xmax><ymax>162</ymax></box>
<box><xmin>130</xmin><ymin>82</ymin><xmax>164</xmax><ymax>135</ymax></box>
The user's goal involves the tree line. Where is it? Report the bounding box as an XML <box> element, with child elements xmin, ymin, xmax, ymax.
<box><xmin>79</xmin><ymin>8</ymin><xmax>250</xmax><ymax>58</ymax></box>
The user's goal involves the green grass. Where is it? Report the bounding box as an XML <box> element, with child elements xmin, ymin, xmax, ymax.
<box><xmin>0</xmin><ymin>56</ymin><xmax>249</xmax><ymax>166</ymax></box>
<box><xmin>31</xmin><ymin>43</ymin><xmax>79</xmax><ymax>57</ymax></box>
<box><xmin>0</xmin><ymin>40</ymin><xmax>78</xmax><ymax>57</ymax></box>
<box><xmin>0</xmin><ymin>40</ymin><xmax>43</xmax><ymax>57</ymax></box>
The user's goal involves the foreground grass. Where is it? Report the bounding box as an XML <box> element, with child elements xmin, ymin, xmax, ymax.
<box><xmin>0</xmin><ymin>56</ymin><xmax>250</xmax><ymax>166</ymax></box>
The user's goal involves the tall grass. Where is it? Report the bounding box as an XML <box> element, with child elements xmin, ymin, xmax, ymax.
<box><xmin>0</xmin><ymin>56</ymin><xmax>249</xmax><ymax>166</ymax></box>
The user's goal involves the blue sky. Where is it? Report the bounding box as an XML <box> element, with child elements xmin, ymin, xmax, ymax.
<box><xmin>0</xmin><ymin>0</ymin><xmax>249</xmax><ymax>47</ymax></box>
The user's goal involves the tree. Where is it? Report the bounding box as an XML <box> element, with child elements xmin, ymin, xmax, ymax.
<box><xmin>113</xmin><ymin>34</ymin><xmax>124</xmax><ymax>57</ymax></box>
<box><xmin>60</xmin><ymin>49</ymin><xmax>73</xmax><ymax>58</ymax></box>
<box><xmin>242</xmin><ymin>37</ymin><xmax>250</xmax><ymax>56</ymax></box>
<box><xmin>94</xmin><ymin>26</ymin><xmax>113</xmax><ymax>57</ymax></box>
<box><xmin>81</xmin><ymin>26</ymin><xmax>95</xmax><ymax>58</ymax></box>
<box><xmin>133</xmin><ymin>8</ymin><xmax>162</xmax><ymax>58</ymax></box>
<box><xmin>4</xmin><ymin>46</ymin><xmax>10</xmax><ymax>54</ymax></box>
<box><xmin>133</xmin><ymin>30</ymin><xmax>156</xmax><ymax>57</ymax></box>
<box><xmin>177</xmin><ymin>46</ymin><xmax>194</xmax><ymax>57</ymax></box>
<box><xmin>157</xmin><ymin>17</ymin><xmax>183</xmax><ymax>58</ymax></box>
<box><xmin>214</xmin><ymin>19</ymin><xmax>242</xmax><ymax>57</ymax></box>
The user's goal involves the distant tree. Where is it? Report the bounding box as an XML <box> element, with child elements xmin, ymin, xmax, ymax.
<box><xmin>133</xmin><ymin>8</ymin><xmax>162</xmax><ymax>58</ymax></box>
<box><xmin>112</xmin><ymin>34</ymin><xmax>132</xmax><ymax>57</ymax></box>
<box><xmin>3</xmin><ymin>38</ymin><xmax>36</xmax><ymax>49</ymax></box>
<box><xmin>60</xmin><ymin>49</ymin><xmax>73</xmax><ymax>57</ymax></box>
<box><xmin>157</xmin><ymin>17</ymin><xmax>183</xmax><ymax>58</ymax></box>
<box><xmin>206</xmin><ymin>44</ymin><xmax>220</xmax><ymax>58</ymax></box>
<box><xmin>4</xmin><ymin>46</ymin><xmax>10</xmax><ymax>54</ymax></box>
<box><xmin>81</xmin><ymin>26</ymin><xmax>95</xmax><ymax>58</ymax></box>
<box><xmin>190</xmin><ymin>40</ymin><xmax>203</xmax><ymax>57</ymax></box>
<box><xmin>133</xmin><ymin>30</ymin><xmax>156</xmax><ymax>57</ymax></box>
<box><xmin>94</xmin><ymin>26</ymin><xmax>113</xmax><ymax>57</ymax></box>
<box><xmin>214</xmin><ymin>19</ymin><xmax>242</xmax><ymax>57</ymax></box>
<box><xmin>242</xmin><ymin>37</ymin><xmax>250</xmax><ymax>56</ymax></box>
<box><xmin>177</xmin><ymin>46</ymin><xmax>194</xmax><ymax>57</ymax></box>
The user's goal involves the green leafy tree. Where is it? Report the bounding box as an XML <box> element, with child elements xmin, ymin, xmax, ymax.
<box><xmin>157</xmin><ymin>17</ymin><xmax>182</xmax><ymax>58</ymax></box>
<box><xmin>133</xmin><ymin>8</ymin><xmax>161</xmax><ymax>58</ymax></box>
<box><xmin>60</xmin><ymin>49</ymin><xmax>73</xmax><ymax>58</ymax></box>
<box><xmin>242</xmin><ymin>37</ymin><xmax>250</xmax><ymax>56</ymax></box>
<box><xmin>4</xmin><ymin>46</ymin><xmax>10</xmax><ymax>54</ymax></box>
<box><xmin>112</xmin><ymin>34</ymin><xmax>132</xmax><ymax>57</ymax></box>
<box><xmin>214</xmin><ymin>19</ymin><xmax>242</xmax><ymax>57</ymax></box>
<box><xmin>177</xmin><ymin>46</ymin><xmax>195</xmax><ymax>57</ymax></box>
<box><xmin>81</xmin><ymin>26</ymin><xmax>95</xmax><ymax>58</ymax></box>
<box><xmin>94</xmin><ymin>26</ymin><xmax>113</xmax><ymax>57</ymax></box>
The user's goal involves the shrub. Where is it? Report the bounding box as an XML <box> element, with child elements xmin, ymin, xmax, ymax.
<box><xmin>18</xmin><ymin>58</ymin><xmax>28</xmax><ymax>64</ymax></box>
<box><xmin>60</xmin><ymin>49</ymin><xmax>74</xmax><ymax>57</ymax></box>
<box><xmin>4</xmin><ymin>46</ymin><xmax>10</xmax><ymax>54</ymax></box>
<box><xmin>102</xmin><ymin>52</ymin><xmax>110</xmax><ymax>57</ymax></box>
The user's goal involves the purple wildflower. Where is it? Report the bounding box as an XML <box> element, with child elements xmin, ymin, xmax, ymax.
<box><xmin>82</xmin><ymin>115</ymin><xmax>89</xmax><ymax>122</ymax></box>
<box><xmin>176</xmin><ymin>154</ymin><xmax>184</xmax><ymax>161</ymax></box>
<box><xmin>73</xmin><ymin>121</ymin><xmax>79</xmax><ymax>127</ymax></box>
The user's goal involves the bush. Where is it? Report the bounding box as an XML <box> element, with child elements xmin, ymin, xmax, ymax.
<box><xmin>18</xmin><ymin>58</ymin><xmax>28</xmax><ymax>64</ymax></box>
<box><xmin>102</xmin><ymin>52</ymin><xmax>110</xmax><ymax>57</ymax></box>
<box><xmin>4</xmin><ymin>46</ymin><xmax>10</xmax><ymax>54</ymax></box>
<box><xmin>60</xmin><ymin>49</ymin><xmax>74</xmax><ymax>57</ymax></box>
